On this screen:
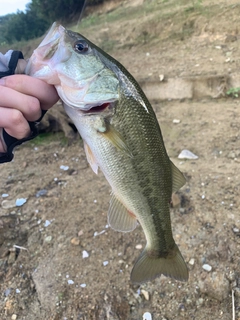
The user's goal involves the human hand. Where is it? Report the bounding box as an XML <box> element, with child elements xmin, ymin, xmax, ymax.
<box><xmin>0</xmin><ymin>74</ymin><xmax>59</xmax><ymax>153</ymax></box>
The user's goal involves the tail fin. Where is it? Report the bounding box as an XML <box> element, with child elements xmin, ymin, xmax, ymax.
<box><xmin>130</xmin><ymin>244</ymin><xmax>188</xmax><ymax>284</ymax></box>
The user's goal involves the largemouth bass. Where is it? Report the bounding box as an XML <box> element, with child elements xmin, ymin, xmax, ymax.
<box><xmin>26</xmin><ymin>23</ymin><xmax>188</xmax><ymax>283</ymax></box>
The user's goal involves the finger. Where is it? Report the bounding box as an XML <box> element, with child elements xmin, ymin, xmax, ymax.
<box><xmin>1</xmin><ymin>74</ymin><xmax>59</xmax><ymax>110</ymax></box>
<box><xmin>0</xmin><ymin>85</ymin><xmax>42</xmax><ymax>122</ymax></box>
<box><xmin>0</xmin><ymin>107</ymin><xmax>30</xmax><ymax>140</ymax></box>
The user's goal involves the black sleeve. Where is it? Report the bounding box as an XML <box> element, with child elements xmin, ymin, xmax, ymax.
<box><xmin>0</xmin><ymin>50</ymin><xmax>46</xmax><ymax>163</ymax></box>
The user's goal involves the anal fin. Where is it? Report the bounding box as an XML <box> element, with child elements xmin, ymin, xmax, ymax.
<box><xmin>108</xmin><ymin>194</ymin><xmax>138</xmax><ymax>232</ymax></box>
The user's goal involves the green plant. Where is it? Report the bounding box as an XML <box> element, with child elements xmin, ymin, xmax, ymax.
<box><xmin>226</xmin><ymin>87</ymin><xmax>240</xmax><ymax>98</ymax></box>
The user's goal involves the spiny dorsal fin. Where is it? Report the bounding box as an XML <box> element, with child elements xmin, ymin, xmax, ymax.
<box><xmin>171</xmin><ymin>161</ymin><xmax>186</xmax><ymax>193</ymax></box>
<box><xmin>108</xmin><ymin>194</ymin><xmax>138</xmax><ymax>232</ymax></box>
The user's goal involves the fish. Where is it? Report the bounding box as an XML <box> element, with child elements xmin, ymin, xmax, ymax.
<box><xmin>25</xmin><ymin>22</ymin><xmax>188</xmax><ymax>284</ymax></box>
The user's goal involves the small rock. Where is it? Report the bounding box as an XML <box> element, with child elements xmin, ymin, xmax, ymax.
<box><xmin>67</xmin><ymin>280</ymin><xmax>74</xmax><ymax>285</ymax></box>
<box><xmin>1</xmin><ymin>193</ymin><xmax>9</xmax><ymax>198</ymax></box>
<box><xmin>159</xmin><ymin>74</ymin><xmax>164</xmax><ymax>81</ymax></box>
<box><xmin>4</xmin><ymin>288</ymin><xmax>11</xmax><ymax>297</ymax></box>
<box><xmin>178</xmin><ymin>150</ymin><xmax>198</xmax><ymax>160</ymax></box>
<box><xmin>44</xmin><ymin>220</ymin><xmax>51</xmax><ymax>227</ymax></box>
<box><xmin>103</xmin><ymin>261</ymin><xmax>109</xmax><ymax>266</ymax></box>
<box><xmin>198</xmin><ymin>272</ymin><xmax>230</xmax><ymax>301</ymax></box>
<box><xmin>11</xmin><ymin>315</ymin><xmax>17</xmax><ymax>320</ymax></box>
<box><xmin>15</xmin><ymin>289</ymin><xmax>20</xmax><ymax>294</ymax></box>
<box><xmin>71</xmin><ymin>237</ymin><xmax>80</xmax><ymax>245</ymax></box>
<box><xmin>189</xmin><ymin>258</ymin><xmax>195</xmax><ymax>266</ymax></box>
<box><xmin>36</xmin><ymin>189</ymin><xmax>48</xmax><ymax>197</ymax></box>
<box><xmin>171</xmin><ymin>193</ymin><xmax>181</xmax><ymax>207</ymax></box>
<box><xmin>15</xmin><ymin>198</ymin><xmax>27</xmax><ymax>207</ymax></box>
<box><xmin>80</xmin><ymin>283</ymin><xmax>86</xmax><ymax>288</ymax></box>
<box><xmin>60</xmin><ymin>165</ymin><xmax>69</xmax><ymax>171</ymax></box>
<box><xmin>202</xmin><ymin>264</ymin><xmax>212</xmax><ymax>272</ymax></box>
<box><xmin>1</xmin><ymin>199</ymin><xmax>16</xmax><ymax>209</ymax></box>
<box><xmin>143</xmin><ymin>312</ymin><xmax>152</xmax><ymax>320</ymax></box>
<box><xmin>173</xmin><ymin>119</ymin><xmax>181</xmax><ymax>124</ymax></box>
<box><xmin>141</xmin><ymin>289</ymin><xmax>150</xmax><ymax>301</ymax></box>
<box><xmin>135</xmin><ymin>244</ymin><xmax>142</xmax><ymax>250</ymax></box>
<box><xmin>82</xmin><ymin>250</ymin><xmax>89</xmax><ymax>258</ymax></box>
<box><xmin>45</xmin><ymin>236</ymin><xmax>52</xmax><ymax>243</ymax></box>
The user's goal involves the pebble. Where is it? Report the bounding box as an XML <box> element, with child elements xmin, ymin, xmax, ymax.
<box><xmin>2</xmin><ymin>193</ymin><xmax>9</xmax><ymax>197</ymax></box>
<box><xmin>16</xmin><ymin>289</ymin><xmax>20</xmax><ymax>294</ymax></box>
<box><xmin>143</xmin><ymin>312</ymin><xmax>152</xmax><ymax>320</ymax></box>
<box><xmin>67</xmin><ymin>280</ymin><xmax>74</xmax><ymax>285</ymax></box>
<box><xmin>45</xmin><ymin>236</ymin><xmax>52</xmax><ymax>243</ymax></box>
<box><xmin>141</xmin><ymin>289</ymin><xmax>150</xmax><ymax>301</ymax></box>
<box><xmin>178</xmin><ymin>149</ymin><xmax>198</xmax><ymax>160</ymax></box>
<box><xmin>60</xmin><ymin>165</ymin><xmax>69</xmax><ymax>171</ymax></box>
<box><xmin>44</xmin><ymin>220</ymin><xmax>51</xmax><ymax>227</ymax></box>
<box><xmin>189</xmin><ymin>258</ymin><xmax>195</xmax><ymax>265</ymax></box>
<box><xmin>15</xmin><ymin>198</ymin><xmax>27</xmax><ymax>207</ymax></box>
<box><xmin>103</xmin><ymin>261</ymin><xmax>109</xmax><ymax>266</ymax></box>
<box><xmin>11</xmin><ymin>315</ymin><xmax>17</xmax><ymax>320</ymax></box>
<box><xmin>173</xmin><ymin>119</ymin><xmax>181</xmax><ymax>124</ymax></box>
<box><xmin>80</xmin><ymin>283</ymin><xmax>86</xmax><ymax>288</ymax></box>
<box><xmin>135</xmin><ymin>244</ymin><xmax>143</xmax><ymax>250</ymax></box>
<box><xmin>202</xmin><ymin>264</ymin><xmax>212</xmax><ymax>272</ymax></box>
<box><xmin>171</xmin><ymin>193</ymin><xmax>181</xmax><ymax>207</ymax></box>
<box><xmin>82</xmin><ymin>250</ymin><xmax>89</xmax><ymax>258</ymax></box>
<box><xmin>4</xmin><ymin>288</ymin><xmax>11</xmax><ymax>297</ymax></box>
<box><xmin>1</xmin><ymin>199</ymin><xmax>16</xmax><ymax>209</ymax></box>
<box><xmin>71</xmin><ymin>237</ymin><xmax>80</xmax><ymax>245</ymax></box>
<box><xmin>36</xmin><ymin>189</ymin><xmax>48</xmax><ymax>197</ymax></box>
<box><xmin>198</xmin><ymin>272</ymin><xmax>230</xmax><ymax>301</ymax></box>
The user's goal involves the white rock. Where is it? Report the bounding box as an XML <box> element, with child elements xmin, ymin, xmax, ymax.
<box><xmin>82</xmin><ymin>250</ymin><xmax>89</xmax><ymax>258</ymax></box>
<box><xmin>143</xmin><ymin>312</ymin><xmax>152</xmax><ymax>320</ymax></box>
<box><xmin>173</xmin><ymin>119</ymin><xmax>181</xmax><ymax>124</ymax></box>
<box><xmin>103</xmin><ymin>261</ymin><xmax>109</xmax><ymax>266</ymax></box>
<box><xmin>67</xmin><ymin>280</ymin><xmax>74</xmax><ymax>285</ymax></box>
<box><xmin>15</xmin><ymin>198</ymin><xmax>27</xmax><ymax>206</ymax></box>
<box><xmin>202</xmin><ymin>264</ymin><xmax>212</xmax><ymax>272</ymax></box>
<box><xmin>60</xmin><ymin>165</ymin><xmax>69</xmax><ymax>171</ymax></box>
<box><xmin>189</xmin><ymin>258</ymin><xmax>195</xmax><ymax>265</ymax></box>
<box><xmin>178</xmin><ymin>149</ymin><xmax>198</xmax><ymax>160</ymax></box>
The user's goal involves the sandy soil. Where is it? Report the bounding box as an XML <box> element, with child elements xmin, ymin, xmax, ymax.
<box><xmin>1</xmin><ymin>0</ymin><xmax>240</xmax><ymax>319</ymax></box>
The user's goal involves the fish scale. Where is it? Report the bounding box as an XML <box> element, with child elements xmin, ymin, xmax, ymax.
<box><xmin>26</xmin><ymin>22</ymin><xmax>188</xmax><ymax>284</ymax></box>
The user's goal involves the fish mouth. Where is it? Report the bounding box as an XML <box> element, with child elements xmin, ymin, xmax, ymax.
<box><xmin>81</xmin><ymin>101</ymin><xmax>116</xmax><ymax>115</ymax></box>
<box><xmin>84</xmin><ymin>102</ymin><xmax>111</xmax><ymax>113</ymax></box>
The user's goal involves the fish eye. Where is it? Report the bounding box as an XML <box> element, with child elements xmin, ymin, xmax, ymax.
<box><xmin>74</xmin><ymin>40</ymin><xmax>89</xmax><ymax>53</ymax></box>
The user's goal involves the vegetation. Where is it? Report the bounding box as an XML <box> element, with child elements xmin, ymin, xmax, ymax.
<box><xmin>226</xmin><ymin>87</ymin><xmax>240</xmax><ymax>98</ymax></box>
<box><xmin>0</xmin><ymin>0</ymin><xmax>109</xmax><ymax>44</ymax></box>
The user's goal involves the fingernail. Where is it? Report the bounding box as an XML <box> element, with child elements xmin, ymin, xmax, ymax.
<box><xmin>0</xmin><ymin>78</ymin><xmax>6</xmax><ymax>85</ymax></box>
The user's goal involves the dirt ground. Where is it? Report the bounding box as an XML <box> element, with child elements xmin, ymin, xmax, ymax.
<box><xmin>1</xmin><ymin>0</ymin><xmax>240</xmax><ymax>319</ymax></box>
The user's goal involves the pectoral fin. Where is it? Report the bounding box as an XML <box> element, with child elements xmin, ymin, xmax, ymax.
<box><xmin>100</xmin><ymin>123</ymin><xmax>132</xmax><ymax>158</ymax></box>
<box><xmin>108</xmin><ymin>194</ymin><xmax>138</xmax><ymax>232</ymax></box>
<box><xmin>171</xmin><ymin>161</ymin><xmax>186</xmax><ymax>193</ymax></box>
<box><xmin>84</xmin><ymin>142</ymin><xmax>98</xmax><ymax>174</ymax></box>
